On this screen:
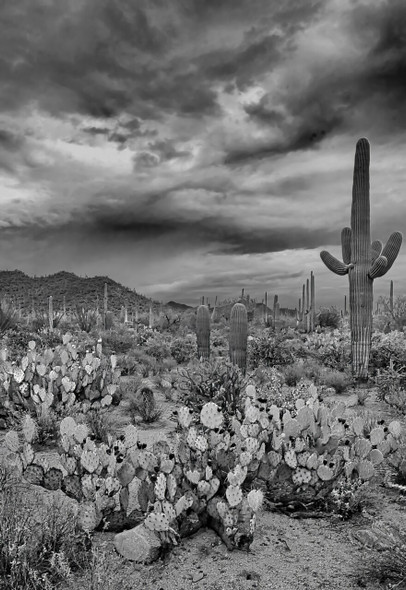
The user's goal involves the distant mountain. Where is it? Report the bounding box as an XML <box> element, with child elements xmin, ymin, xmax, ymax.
<box><xmin>0</xmin><ymin>270</ymin><xmax>160</xmax><ymax>316</ymax></box>
<box><xmin>165</xmin><ymin>301</ymin><xmax>193</xmax><ymax>312</ymax></box>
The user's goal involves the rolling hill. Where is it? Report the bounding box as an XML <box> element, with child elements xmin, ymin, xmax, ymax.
<box><xmin>0</xmin><ymin>270</ymin><xmax>160</xmax><ymax>316</ymax></box>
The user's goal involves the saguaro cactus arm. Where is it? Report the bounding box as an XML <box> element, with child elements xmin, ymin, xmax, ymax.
<box><xmin>319</xmin><ymin>251</ymin><xmax>353</xmax><ymax>275</ymax></box>
<box><xmin>370</xmin><ymin>240</ymin><xmax>383</xmax><ymax>262</ymax></box>
<box><xmin>369</xmin><ymin>231</ymin><xmax>402</xmax><ymax>278</ymax></box>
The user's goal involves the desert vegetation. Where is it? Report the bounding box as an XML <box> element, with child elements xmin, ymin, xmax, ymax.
<box><xmin>1</xmin><ymin>139</ymin><xmax>406</xmax><ymax>589</ymax></box>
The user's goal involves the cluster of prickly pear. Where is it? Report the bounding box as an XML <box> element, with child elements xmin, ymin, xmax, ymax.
<box><xmin>248</xmin><ymin>382</ymin><xmax>403</xmax><ymax>502</ymax></box>
<box><xmin>169</xmin><ymin>399</ymin><xmax>269</xmax><ymax>548</ymax></box>
<box><xmin>0</xmin><ymin>333</ymin><xmax>120</xmax><ymax>417</ymax></box>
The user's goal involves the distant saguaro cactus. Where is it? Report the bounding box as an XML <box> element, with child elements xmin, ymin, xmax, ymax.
<box><xmin>320</xmin><ymin>138</ymin><xmax>402</xmax><ymax>381</ymax></box>
<box><xmin>229</xmin><ymin>303</ymin><xmax>248</xmax><ymax>373</ymax></box>
<box><xmin>196</xmin><ymin>305</ymin><xmax>210</xmax><ymax>360</ymax></box>
<box><xmin>103</xmin><ymin>283</ymin><xmax>108</xmax><ymax>330</ymax></box>
<box><xmin>48</xmin><ymin>296</ymin><xmax>53</xmax><ymax>332</ymax></box>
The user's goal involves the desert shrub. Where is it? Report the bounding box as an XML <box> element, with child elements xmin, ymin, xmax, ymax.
<box><xmin>265</xmin><ymin>378</ymin><xmax>319</xmax><ymax>412</ymax></box>
<box><xmin>370</xmin><ymin>330</ymin><xmax>406</xmax><ymax>374</ymax></box>
<box><xmin>250</xmin><ymin>366</ymin><xmax>285</xmax><ymax>403</ymax></box>
<box><xmin>375</xmin><ymin>360</ymin><xmax>406</xmax><ymax>411</ymax></box>
<box><xmin>177</xmin><ymin>358</ymin><xmax>247</xmax><ymax>414</ymax></box>
<box><xmin>248</xmin><ymin>331</ymin><xmax>302</xmax><ymax>369</ymax></box>
<box><xmin>0</xmin><ymin>468</ymin><xmax>91</xmax><ymax>590</ymax></box>
<box><xmin>33</xmin><ymin>409</ymin><xmax>60</xmax><ymax>447</ymax></box>
<box><xmin>74</xmin><ymin>306</ymin><xmax>99</xmax><ymax>332</ymax></box>
<box><xmin>320</xmin><ymin>369</ymin><xmax>351</xmax><ymax>393</ymax></box>
<box><xmin>158</xmin><ymin>310</ymin><xmax>181</xmax><ymax>332</ymax></box>
<box><xmin>302</xmin><ymin>358</ymin><xmax>324</xmax><ymax>384</ymax></box>
<box><xmin>304</xmin><ymin>329</ymin><xmax>351</xmax><ymax>371</ymax></box>
<box><xmin>1</xmin><ymin>327</ymin><xmax>62</xmax><ymax>361</ymax></box>
<box><xmin>116</xmin><ymin>351</ymin><xmax>139</xmax><ymax>376</ymax></box>
<box><xmin>280</xmin><ymin>362</ymin><xmax>306</xmax><ymax>386</ymax></box>
<box><xmin>0</xmin><ymin>300</ymin><xmax>18</xmax><ymax>334</ymax></box>
<box><xmin>170</xmin><ymin>334</ymin><xmax>196</xmax><ymax>364</ymax></box>
<box><xmin>210</xmin><ymin>328</ymin><xmax>229</xmax><ymax>357</ymax></box>
<box><xmin>376</xmin><ymin>294</ymin><xmax>406</xmax><ymax>331</ymax></box>
<box><xmin>316</xmin><ymin>306</ymin><xmax>341</xmax><ymax>329</ymax></box>
<box><xmin>99</xmin><ymin>328</ymin><xmax>134</xmax><ymax>355</ymax></box>
<box><xmin>84</xmin><ymin>408</ymin><xmax>115</xmax><ymax>443</ymax></box>
<box><xmin>360</xmin><ymin>523</ymin><xmax>406</xmax><ymax>588</ymax></box>
<box><xmin>126</xmin><ymin>385</ymin><xmax>163</xmax><ymax>424</ymax></box>
<box><xmin>324</xmin><ymin>477</ymin><xmax>371</xmax><ymax>520</ymax></box>
<box><xmin>141</xmin><ymin>334</ymin><xmax>171</xmax><ymax>361</ymax></box>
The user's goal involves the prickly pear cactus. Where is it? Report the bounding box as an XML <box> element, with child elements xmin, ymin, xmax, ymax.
<box><xmin>0</xmin><ymin>333</ymin><xmax>121</xmax><ymax>418</ymax></box>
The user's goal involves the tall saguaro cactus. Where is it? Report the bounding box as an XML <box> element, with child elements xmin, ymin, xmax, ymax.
<box><xmin>320</xmin><ymin>138</ymin><xmax>402</xmax><ymax>380</ymax></box>
<box><xmin>196</xmin><ymin>304</ymin><xmax>211</xmax><ymax>360</ymax></box>
<box><xmin>229</xmin><ymin>303</ymin><xmax>248</xmax><ymax>373</ymax></box>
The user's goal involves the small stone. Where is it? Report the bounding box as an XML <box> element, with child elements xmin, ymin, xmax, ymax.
<box><xmin>192</xmin><ymin>572</ymin><xmax>205</xmax><ymax>582</ymax></box>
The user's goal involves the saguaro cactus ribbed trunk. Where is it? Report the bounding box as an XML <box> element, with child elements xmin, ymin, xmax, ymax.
<box><xmin>390</xmin><ymin>280</ymin><xmax>394</xmax><ymax>314</ymax></box>
<box><xmin>320</xmin><ymin>138</ymin><xmax>402</xmax><ymax>380</ymax></box>
<box><xmin>229</xmin><ymin>303</ymin><xmax>248</xmax><ymax>373</ymax></box>
<box><xmin>196</xmin><ymin>304</ymin><xmax>210</xmax><ymax>360</ymax></box>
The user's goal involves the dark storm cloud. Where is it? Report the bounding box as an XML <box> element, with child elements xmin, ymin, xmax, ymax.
<box><xmin>81</xmin><ymin>196</ymin><xmax>339</xmax><ymax>254</ymax></box>
<box><xmin>0</xmin><ymin>0</ymin><xmax>326</xmax><ymax>124</ymax></box>
<box><xmin>223</xmin><ymin>0</ymin><xmax>406</xmax><ymax>164</ymax></box>
<box><xmin>133</xmin><ymin>139</ymin><xmax>191</xmax><ymax>168</ymax></box>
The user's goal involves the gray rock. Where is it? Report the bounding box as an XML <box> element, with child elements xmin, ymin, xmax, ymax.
<box><xmin>114</xmin><ymin>522</ymin><xmax>162</xmax><ymax>563</ymax></box>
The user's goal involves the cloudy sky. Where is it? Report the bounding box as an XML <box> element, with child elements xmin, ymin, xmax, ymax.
<box><xmin>0</xmin><ymin>0</ymin><xmax>405</xmax><ymax>307</ymax></box>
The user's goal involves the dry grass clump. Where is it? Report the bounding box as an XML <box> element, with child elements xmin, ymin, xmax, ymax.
<box><xmin>0</xmin><ymin>464</ymin><xmax>90</xmax><ymax>590</ymax></box>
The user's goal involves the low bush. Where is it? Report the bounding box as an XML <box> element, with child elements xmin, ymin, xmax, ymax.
<box><xmin>370</xmin><ymin>330</ymin><xmax>406</xmax><ymax>374</ymax></box>
<box><xmin>280</xmin><ymin>362</ymin><xmax>306</xmax><ymax>386</ymax></box>
<box><xmin>248</xmin><ymin>331</ymin><xmax>303</xmax><ymax>369</ymax></box>
<box><xmin>0</xmin><ymin>466</ymin><xmax>91</xmax><ymax>590</ymax></box>
<box><xmin>170</xmin><ymin>334</ymin><xmax>196</xmax><ymax>364</ymax></box>
<box><xmin>177</xmin><ymin>358</ymin><xmax>247</xmax><ymax>414</ymax></box>
<box><xmin>316</xmin><ymin>306</ymin><xmax>341</xmax><ymax>329</ymax></box>
<box><xmin>99</xmin><ymin>328</ymin><xmax>134</xmax><ymax>355</ymax></box>
<box><xmin>127</xmin><ymin>386</ymin><xmax>163</xmax><ymax>424</ymax></box>
<box><xmin>320</xmin><ymin>369</ymin><xmax>351</xmax><ymax>394</ymax></box>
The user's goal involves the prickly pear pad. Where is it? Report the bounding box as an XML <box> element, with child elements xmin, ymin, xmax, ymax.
<box><xmin>200</xmin><ymin>402</ymin><xmax>223</xmax><ymax>429</ymax></box>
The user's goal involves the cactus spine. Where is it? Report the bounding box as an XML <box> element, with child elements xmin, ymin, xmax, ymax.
<box><xmin>229</xmin><ymin>303</ymin><xmax>248</xmax><ymax>373</ymax></box>
<box><xmin>196</xmin><ymin>305</ymin><xmax>210</xmax><ymax>360</ymax></box>
<box><xmin>320</xmin><ymin>138</ymin><xmax>402</xmax><ymax>380</ymax></box>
